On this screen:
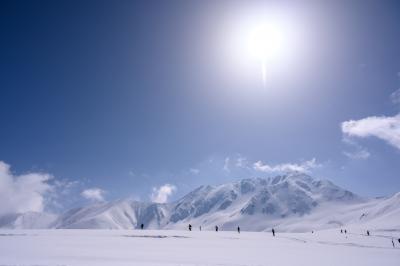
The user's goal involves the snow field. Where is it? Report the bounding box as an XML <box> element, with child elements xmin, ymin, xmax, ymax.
<box><xmin>0</xmin><ymin>229</ymin><xmax>399</xmax><ymax>266</ymax></box>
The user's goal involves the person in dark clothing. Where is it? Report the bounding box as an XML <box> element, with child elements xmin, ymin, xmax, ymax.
<box><xmin>140</xmin><ymin>224</ymin><xmax>144</xmax><ymax>230</ymax></box>
<box><xmin>272</xmin><ymin>228</ymin><xmax>275</xmax><ymax>237</ymax></box>
<box><xmin>344</xmin><ymin>229</ymin><xmax>347</xmax><ymax>234</ymax></box>
<box><xmin>367</xmin><ymin>230</ymin><xmax>370</xmax><ymax>236</ymax></box>
<box><xmin>398</xmin><ymin>238</ymin><xmax>400</xmax><ymax>244</ymax></box>
<box><xmin>340</xmin><ymin>229</ymin><xmax>343</xmax><ymax>233</ymax></box>
<box><xmin>215</xmin><ymin>225</ymin><xmax>219</xmax><ymax>232</ymax></box>
<box><xmin>188</xmin><ymin>224</ymin><xmax>192</xmax><ymax>231</ymax></box>
<box><xmin>392</xmin><ymin>239</ymin><xmax>395</xmax><ymax>248</ymax></box>
<box><xmin>237</xmin><ymin>226</ymin><xmax>240</xmax><ymax>234</ymax></box>
<box><xmin>199</xmin><ymin>226</ymin><xmax>202</xmax><ymax>231</ymax></box>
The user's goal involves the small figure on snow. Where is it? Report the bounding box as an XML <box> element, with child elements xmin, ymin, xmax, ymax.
<box><xmin>140</xmin><ymin>223</ymin><xmax>144</xmax><ymax>230</ymax></box>
<box><xmin>188</xmin><ymin>224</ymin><xmax>192</xmax><ymax>231</ymax></box>
<box><xmin>344</xmin><ymin>229</ymin><xmax>347</xmax><ymax>234</ymax></box>
<box><xmin>199</xmin><ymin>226</ymin><xmax>202</xmax><ymax>231</ymax></box>
<box><xmin>340</xmin><ymin>229</ymin><xmax>343</xmax><ymax>234</ymax></box>
<box><xmin>398</xmin><ymin>238</ymin><xmax>400</xmax><ymax>244</ymax></box>
<box><xmin>272</xmin><ymin>228</ymin><xmax>275</xmax><ymax>237</ymax></box>
<box><xmin>237</xmin><ymin>226</ymin><xmax>240</xmax><ymax>234</ymax></box>
<box><xmin>392</xmin><ymin>239</ymin><xmax>395</xmax><ymax>248</ymax></box>
<box><xmin>367</xmin><ymin>230</ymin><xmax>370</xmax><ymax>236</ymax></box>
<box><xmin>215</xmin><ymin>225</ymin><xmax>219</xmax><ymax>232</ymax></box>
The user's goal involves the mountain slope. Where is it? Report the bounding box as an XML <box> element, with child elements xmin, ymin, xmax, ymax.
<box><xmin>53</xmin><ymin>200</ymin><xmax>170</xmax><ymax>229</ymax></box>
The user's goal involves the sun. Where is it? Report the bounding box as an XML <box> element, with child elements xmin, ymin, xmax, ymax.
<box><xmin>229</xmin><ymin>13</ymin><xmax>301</xmax><ymax>86</ymax></box>
<box><xmin>246</xmin><ymin>22</ymin><xmax>288</xmax><ymax>64</ymax></box>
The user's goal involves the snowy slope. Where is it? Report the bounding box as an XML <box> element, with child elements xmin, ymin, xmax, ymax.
<box><xmin>0</xmin><ymin>174</ymin><xmax>399</xmax><ymax>231</ymax></box>
<box><xmin>53</xmin><ymin>200</ymin><xmax>170</xmax><ymax>229</ymax></box>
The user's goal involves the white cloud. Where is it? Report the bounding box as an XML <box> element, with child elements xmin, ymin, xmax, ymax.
<box><xmin>0</xmin><ymin>161</ymin><xmax>53</xmax><ymax>215</ymax></box>
<box><xmin>81</xmin><ymin>188</ymin><xmax>106</xmax><ymax>202</ymax></box>
<box><xmin>341</xmin><ymin>114</ymin><xmax>400</xmax><ymax>150</ymax></box>
<box><xmin>390</xmin><ymin>89</ymin><xmax>400</xmax><ymax>105</ymax></box>
<box><xmin>150</xmin><ymin>184</ymin><xmax>177</xmax><ymax>203</ymax></box>
<box><xmin>253</xmin><ymin>158</ymin><xmax>320</xmax><ymax>174</ymax></box>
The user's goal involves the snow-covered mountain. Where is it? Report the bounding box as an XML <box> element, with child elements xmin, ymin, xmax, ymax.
<box><xmin>1</xmin><ymin>174</ymin><xmax>399</xmax><ymax>232</ymax></box>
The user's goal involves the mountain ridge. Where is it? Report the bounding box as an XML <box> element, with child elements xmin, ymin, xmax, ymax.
<box><xmin>0</xmin><ymin>174</ymin><xmax>399</xmax><ymax>232</ymax></box>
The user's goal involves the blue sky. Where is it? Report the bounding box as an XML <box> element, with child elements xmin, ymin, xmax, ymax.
<box><xmin>0</xmin><ymin>0</ymin><xmax>400</xmax><ymax>213</ymax></box>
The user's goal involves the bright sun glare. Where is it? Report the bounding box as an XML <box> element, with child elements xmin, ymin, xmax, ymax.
<box><xmin>230</xmin><ymin>12</ymin><xmax>301</xmax><ymax>86</ymax></box>
<box><xmin>247</xmin><ymin>22</ymin><xmax>288</xmax><ymax>64</ymax></box>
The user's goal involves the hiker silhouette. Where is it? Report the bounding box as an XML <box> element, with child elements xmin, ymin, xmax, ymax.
<box><xmin>237</xmin><ymin>226</ymin><xmax>240</xmax><ymax>234</ymax></box>
<box><xmin>272</xmin><ymin>228</ymin><xmax>275</xmax><ymax>237</ymax></box>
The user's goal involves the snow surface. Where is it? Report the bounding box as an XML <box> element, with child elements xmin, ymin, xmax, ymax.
<box><xmin>0</xmin><ymin>229</ymin><xmax>399</xmax><ymax>266</ymax></box>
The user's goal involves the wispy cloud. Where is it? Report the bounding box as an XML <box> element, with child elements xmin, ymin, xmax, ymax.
<box><xmin>343</xmin><ymin>149</ymin><xmax>370</xmax><ymax>160</ymax></box>
<box><xmin>189</xmin><ymin>168</ymin><xmax>200</xmax><ymax>175</ymax></box>
<box><xmin>390</xmin><ymin>89</ymin><xmax>400</xmax><ymax>105</ymax></box>
<box><xmin>342</xmin><ymin>137</ymin><xmax>370</xmax><ymax>160</ymax></box>
<box><xmin>150</xmin><ymin>184</ymin><xmax>177</xmax><ymax>203</ymax></box>
<box><xmin>81</xmin><ymin>188</ymin><xmax>106</xmax><ymax>202</ymax></box>
<box><xmin>0</xmin><ymin>161</ymin><xmax>53</xmax><ymax>215</ymax></box>
<box><xmin>341</xmin><ymin>114</ymin><xmax>400</xmax><ymax>150</ymax></box>
<box><xmin>253</xmin><ymin>158</ymin><xmax>320</xmax><ymax>174</ymax></box>
<box><xmin>223</xmin><ymin>157</ymin><xmax>230</xmax><ymax>172</ymax></box>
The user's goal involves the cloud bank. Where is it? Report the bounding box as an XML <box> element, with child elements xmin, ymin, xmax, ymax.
<box><xmin>341</xmin><ymin>114</ymin><xmax>400</xmax><ymax>150</ymax></box>
<box><xmin>150</xmin><ymin>184</ymin><xmax>177</xmax><ymax>203</ymax></box>
<box><xmin>0</xmin><ymin>161</ymin><xmax>53</xmax><ymax>215</ymax></box>
<box><xmin>81</xmin><ymin>188</ymin><xmax>106</xmax><ymax>202</ymax></box>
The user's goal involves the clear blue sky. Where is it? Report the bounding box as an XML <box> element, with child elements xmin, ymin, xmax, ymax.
<box><xmin>1</xmin><ymin>0</ymin><xmax>399</xmax><ymax>210</ymax></box>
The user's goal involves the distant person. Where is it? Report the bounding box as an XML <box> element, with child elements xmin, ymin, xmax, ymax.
<box><xmin>215</xmin><ymin>225</ymin><xmax>219</xmax><ymax>232</ymax></box>
<box><xmin>344</xmin><ymin>229</ymin><xmax>347</xmax><ymax>234</ymax></box>
<box><xmin>188</xmin><ymin>224</ymin><xmax>192</xmax><ymax>231</ymax></box>
<box><xmin>237</xmin><ymin>226</ymin><xmax>240</xmax><ymax>234</ymax></box>
<box><xmin>312</xmin><ymin>231</ymin><xmax>314</xmax><ymax>234</ymax></box>
<box><xmin>199</xmin><ymin>226</ymin><xmax>202</xmax><ymax>231</ymax></box>
<box><xmin>398</xmin><ymin>238</ymin><xmax>400</xmax><ymax>244</ymax></box>
<box><xmin>140</xmin><ymin>223</ymin><xmax>144</xmax><ymax>230</ymax></box>
<box><xmin>272</xmin><ymin>228</ymin><xmax>275</xmax><ymax>237</ymax></box>
<box><xmin>392</xmin><ymin>239</ymin><xmax>395</xmax><ymax>248</ymax></box>
<box><xmin>340</xmin><ymin>229</ymin><xmax>343</xmax><ymax>234</ymax></box>
<box><xmin>367</xmin><ymin>230</ymin><xmax>370</xmax><ymax>236</ymax></box>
